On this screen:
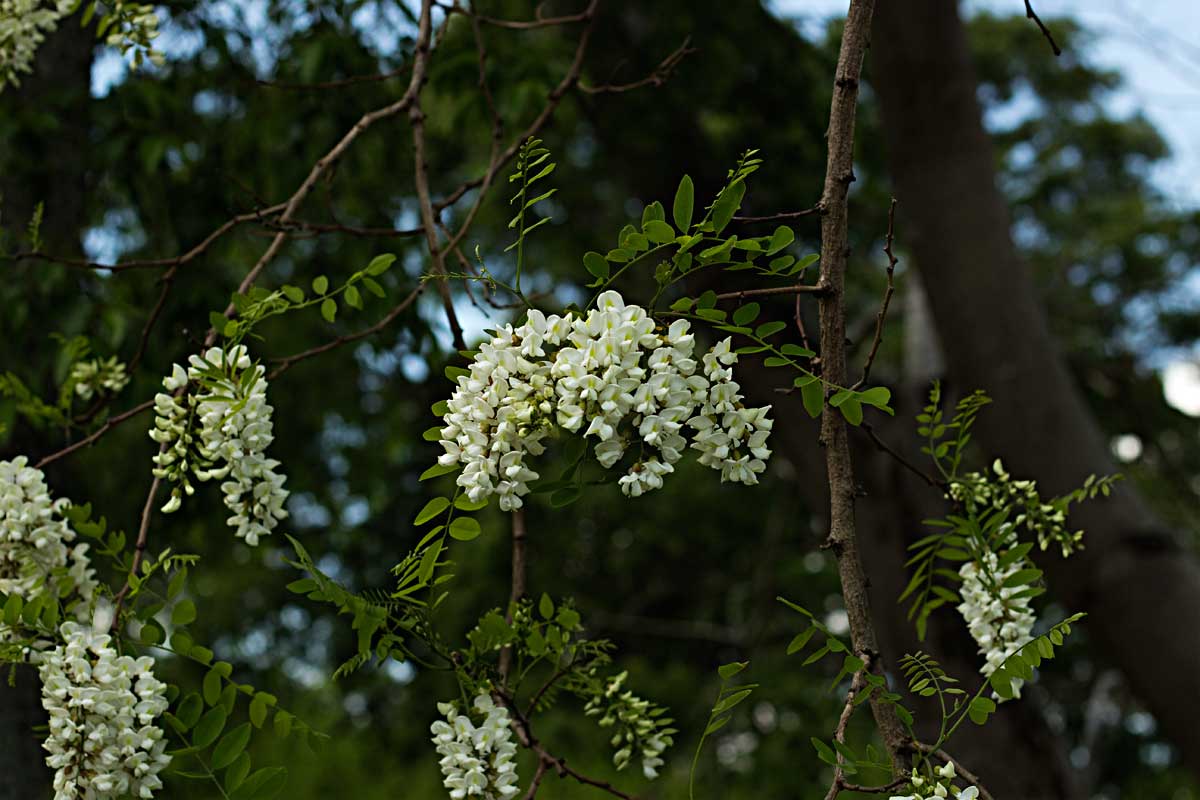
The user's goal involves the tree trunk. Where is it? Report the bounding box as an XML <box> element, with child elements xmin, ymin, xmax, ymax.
<box><xmin>870</xmin><ymin>0</ymin><xmax>1200</xmax><ymax>785</ymax></box>
<box><xmin>0</xmin><ymin>18</ymin><xmax>94</xmax><ymax>800</ymax></box>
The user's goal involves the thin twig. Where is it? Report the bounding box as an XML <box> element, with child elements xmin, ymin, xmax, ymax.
<box><xmin>8</xmin><ymin>203</ymin><xmax>287</xmax><ymax>273</ymax></box>
<box><xmin>497</xmin><ymin>693</ymin><xmax>640</xmax><ymax>800</ymax></box>
<box><xmin>852</xmin><ymin>197</ymin><xmax>898</xmax><ymax>390</ymax></box>
<box><xmin>34</xmin><ymin>400</ymin><xmax>155</xmax><ymax>470</ymax></box>
<box><xmin>859</xmin><ymin>423</ymin><xmax>944</xmax><ymax>489</ymax></box>
<box><xmin>438</xmin><ymin>0</ymin><xmax>592</xmax><ymax>30</ymax></box>
<box><xmin>279</xmin><ymin>220</ymin><xmax>424</xmax><ymax>239</ymax></box>
<box><xmin>129</xmin><ymin>265</ymin><xmax>179</xmax><ymax>375</ymax></box>
<box><xmin>110</xmin><ymin>472</ymin><xmax>161</xmax><ymax>628</ymax></box>
<box><xmin>211</xmin><ymin>7</ymin><xmax>438</xmax><ymax>336</ymax></box>
<box><xmin>840</xmin><ymin>778</ymin><xmax>910</xmax><ymax>795</ymax></box>
<box><xmin>267</xmin><ymin>286</ymin><xmax>424</xmax><ymax>379</ymax></box>
<box><xmin>254</xmin><ymin>65</ymin><xmax>410</xmax><ymax>91</ymax></box>
<box><xmin>410</xmin><ymin>0</ymin><xmax>466</xmax><ymax>351</ymax></box>
<box><xmin>825</xmin><ymin>662</ymin><xmax>871</xmax><ymax>800</ymax></box>
<box><xmin>577</xmin><ymin>37</ymin><xmax>695</xmax><ymax>94</ymax></box>
<box><xmin>733</xmin><ymin>205</ymin><xmax>823</xmax><ymax>224</ymax></box>
<box><xmin>795</xmin><ymin>291</ymin><xmax>813</xmax><ymax>353</ymax></box>
<box><xmin>524</xmin><ymin>760</ymin><xmax>550</xmax><ymax>800</ymax></box>
<box><xmin>1024</xmin><ymin>0</ymin><xmax>1062</xmax><ymax>56</ymax></box>
<box><xmin>439</xmin><ymin>0</ymin><xmax>600</xmax><ymax>260</ymax></box>
<box><xmin>715</xmin><ymin>283</ymin><xmax>829</xmax><ymax>302</ymax></box>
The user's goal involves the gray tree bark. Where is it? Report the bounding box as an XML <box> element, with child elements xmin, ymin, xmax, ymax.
<box><xmin>0</xmin><ymin>18</ymin><xmax>94</xmax><ymax>800</ymax></box>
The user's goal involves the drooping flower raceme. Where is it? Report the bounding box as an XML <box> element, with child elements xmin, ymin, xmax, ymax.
<box><xmin>437</xmin><ymin>291</ymin><xmax>773</xmax><ymax>510</ymax></box>
<box><xmin>150</xmin><ymin>345</ymin><xmax>289</xmax><ymax>545</ymax></box>
<box><xmin>583</xmin><ymin>670</ymin><xmax>675</xmax><ymax>780</ymax></box>
<box><xmin>956</xmin><ymin>541</ymin><xmax>1036</xmax><ymax>698</ymax></box>
<box><xmin>429</xmin><ymin>693</ymin><xmax>519</xmax><ymax>799</ymax></box>
<box><xmin>39</xmin><ymin>621</ymin><xmax>172</xmax><ymax>800</ymax></box>
<box><xmin>0</xmin><ymin>0</ymin><xmax>73</xmax><ymax>91</ymax></box>
<box><xmin>0</xmin><ymin>456</ymin><xmax>96</xmax><ymax>634</ymax></box>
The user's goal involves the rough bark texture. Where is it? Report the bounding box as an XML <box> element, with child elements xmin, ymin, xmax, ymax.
<box><xmin>813</xmin><ymin>0</ymin><xmax>909</xmax><ymax>771</ymax></box>
<box><xmin>870</xmin><ymin>0</ymin><xmax>1200</xmax><ymax>785</ymax></box>
<box><xmin>0</xmin><ymin>20</ymin><xmax>94</xmax><ymax>800</ymax></box>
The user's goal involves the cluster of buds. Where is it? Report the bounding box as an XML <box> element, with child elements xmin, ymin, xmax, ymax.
<box><xmin>949</xmin><ymin>459</ymin><xmax>1082</xmax><ymax>557</ymax></box>
<box><xmin>102</xmin><ymin>1</ymin><xmax>164</xmax><ymax>69</ymax></box>
<box><xmin>70</xmin><ymin>356</ymin><xmax>130</xmax><ymax>402</ymax></box>
<box><xmin>583</xmin><ymin>670</ymin><xmax>675</xmax><ymax>780</ymax></box>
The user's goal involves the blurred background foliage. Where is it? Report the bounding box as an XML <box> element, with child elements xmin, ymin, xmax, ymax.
<box><xmin>2</xmin><ymin>1</ymin><xmax>1199</xmax><ymax>798</ymax></box>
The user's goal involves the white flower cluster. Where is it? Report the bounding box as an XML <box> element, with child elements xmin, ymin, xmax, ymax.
<box><xmin>0</xmin><ymin>456</ymin><xmax>96</xmax><ymax>631</ymax></box>
<box><xmin>956</xmin><ymin>544</ymin><xmax>1036</xmax><ymax>698</ymax></box>
<box><xmin>70</xmin><ymin>356</ymin><xmax>130</xmax><ymax>402</ymax></box>
<box><xmin>150</xmin><ymin>346</ymin><xmax>289</xmax><ymax>546</ymax></box>
<box><xmin>39</xmin><ymin>621</ymin><xmax>171</xmax><ymax>800</ymax></box>
<box><xmin>583</xmin><ymin>670</ymin><xmax>674</xmax><ymax>780</ymax></box>
<box><xmin>437</xmin><ymin>291</ymin><xmax>772</xmax><ymax>510</ymax></box>
<box><xmin>890</xmin><ymin>763</ymin><xmax>979</xmax><ymax>800</ymax></box>
<box><xmin>0</xmin><ymin>0</ymin><xmax>73</xmax><ymax>91</ymax></box>
<box><xmin>430</xmin><ymin>693</ymin><xmax>519</xmax><ymax>799</ymax></box>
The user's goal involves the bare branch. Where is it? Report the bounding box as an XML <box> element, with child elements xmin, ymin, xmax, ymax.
<box><xmin>715</xmin><ymin>283</ymin><xmax>829</xmax><ymax>302</ymax></box>
<box><xmin>7</xmin><ymin>202</ymin><xmax>287</xmax><ymax>273</ymax></box>
<box><xmin>858</xmin><ymin>423</ymin><xmax>944</xmax><ymax>489</ymax></box>
<box><xmin>497</xmin><ymin>693</ymin><xmax>641</xmax><ymax>800</ymax></box>
<box><xmin>733</xmin><ymin>205</ymin><xmax>823</xmax><ymax>224</ymax></box>
<box><xmin>110</xmin><ymin>472</ymin><xmax>161</xmax><ymax>628</ymax></box>
<box><xmin>824</xmin><ymin>663</ymin><xmax>871</xmax><ymax>800</ymax></box>
<box><xmin>578</xmin><ymin>37</ymin><xmax>695</xmax><ymax>94</ymax></box>
<box><xmin>254</xmin><ymin>66</ymin><xmax>411</xmax><ymax>91</ymax></box>
<box><xmin>34</xmin><ymin>399</ymin><xmax>155</xmax><ymax>470</ymax></box>
<box><xmin>409</xmin><ymin>0</ymin><xmax>466</xmax><ymax>351</ymax></box>
<box><xmin>1024</xmin><ymin>0</ymin><xmax>1062</xmax><ymax>56</ymax></box>
<box><xmin>438</xmin><ymin>0</ymin><xmax>593</xmax><ymax>30</ymax></box>
<box><xmin>852</xmin><ymin>197</ymin><xmax>898</xmax><ymax>390</ymax></box>
<box><xmin>268</xmin><ymin>286</ymin><xmax>424</xmax><ymax>379</ymax></box>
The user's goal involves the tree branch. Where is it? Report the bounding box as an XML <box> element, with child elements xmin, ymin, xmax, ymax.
<box><xmin>814</xmin><ymin>0</ymin><xmax>909</xmax><ymax>772</ymax></box>
<box><xmin>7</xmin><ymin>202</ymin><xmax>287</xmax><ymax>273</ymax></box>
<box><xmin>267</xmin><ymin>286</ymin><xmax>424</xmax><ymax>379</ymax></box>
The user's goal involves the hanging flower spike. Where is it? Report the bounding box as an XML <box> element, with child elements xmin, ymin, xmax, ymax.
<box><xmin>150</xmin><ymin>346</ymin><xmax>289</xmax><ymax>545</ymax></box>
<box><xmin>430</xmin><ymin>693</ymin><xmax>519</xmax><ymax>799</ymax></box>
<box><xmin>437</xmin><ymin>291</ymin><xmax>772</xmax><ymax>509</ymax></box>
<box><xmin>0</xmin><ymin>456</ymin><xmax>97</xmax><ymax>637</ymax></box>
<box><xmin>39</xmin><ymin>621</ymin><xmax>171</xmax><ymax>800</ymax></box>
